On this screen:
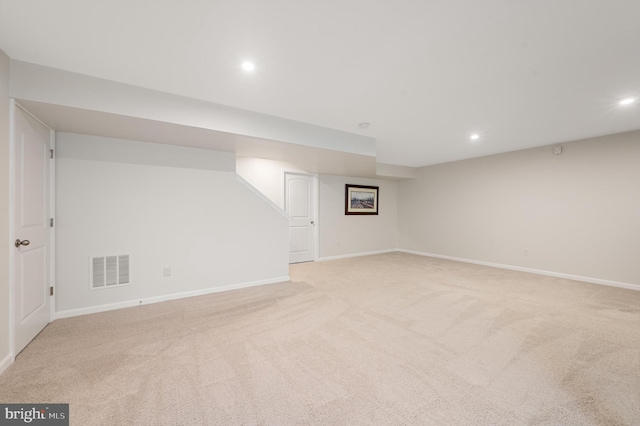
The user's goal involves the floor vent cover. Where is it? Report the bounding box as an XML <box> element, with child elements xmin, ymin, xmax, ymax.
<box><xmin>91</xmin><ymin>255</ymin><xmax>130</xmax><ymax>289</ymax></box>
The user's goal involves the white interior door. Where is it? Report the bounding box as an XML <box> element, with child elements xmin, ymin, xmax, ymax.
<box><xmin>285</xmin><ymin>173</ymin><xmax>316</xmax><ymax>263</ymax></box>
<box><xmin>13</xmin><ymin>105</ymin><xmax>52</xmax><ymax>355</ymax></box>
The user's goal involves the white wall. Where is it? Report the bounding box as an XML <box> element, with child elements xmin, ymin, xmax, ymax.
<box><xmin>236</xmin><ymin>157</ymin><xmax>305</xmax><ymax>208</ymax></box>
<box><xmin>237</xmin><ymin>157</ymin><xmax>399</xmax><ymax>260</ymax></box>
<box><xmin>56</xmin><ymin>134</ymin><xmax>289</xmax><ymax>316</ymax></box>
<box><xmin>398</xmin><ymin>130</ymin><xmax>640</xmax><ymax>287</ymax></box>
<box><xmin>318</xmin><ymin>175</ymin><xmax>397</xmax><ymax>259</ymax></box>
<box><xmin>0</xmin><ymin>50</ymin><xmax>11</xmax><ymax>371</ymax></box>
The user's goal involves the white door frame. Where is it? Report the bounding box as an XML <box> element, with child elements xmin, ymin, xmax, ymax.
<box><xmin>282</xmin><ymin>171</ymin><xmax>319</xmax><ymax>262</ymax></box>
<box><xmin>9</xmin><ymin>100</ymin><xmax>55</xmax><ymax>360</ymax></box>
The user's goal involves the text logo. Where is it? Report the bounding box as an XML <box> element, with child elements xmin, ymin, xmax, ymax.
<box><xmin>0</xmin><ymin>404</ymin><xmax>68</xmax><ymax>425</ymax></box>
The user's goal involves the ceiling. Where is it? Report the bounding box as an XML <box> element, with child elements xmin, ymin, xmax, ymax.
<box><xmin>1</xmin><ymin>0</ymin><xmax>639</xmax><ymax>167</ymax></box>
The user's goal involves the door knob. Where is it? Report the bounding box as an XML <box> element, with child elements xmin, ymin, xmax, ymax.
<box><xmin>15</xmin><ymin>239</ymin><xmax>30</xmax><ymax>248</ymax></box>
<box><xmin>311</xmin><ymin>221</ymin><xmax>315</xmax><ymax>225</ymax></box>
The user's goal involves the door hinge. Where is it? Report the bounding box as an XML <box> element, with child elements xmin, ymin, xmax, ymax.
<box><xmin>50</xmin><ymin>286</ymin><xmax>54</xmax><ymax>296</ymax></box>
<box><xmin>50</xmin><ymin>218</ymin><xmax>54</xmax><ymax>228</ymax></box>
<box><xmin>50</xmin><ymin>149</ymin><xmax>54</xmax><ymax>159</ymax></box>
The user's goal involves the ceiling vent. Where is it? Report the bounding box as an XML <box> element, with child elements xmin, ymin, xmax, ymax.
<box><xmin>91</xmin><ymin>255</ymin><xmax>130</xmax><ymax>289</ymax></box>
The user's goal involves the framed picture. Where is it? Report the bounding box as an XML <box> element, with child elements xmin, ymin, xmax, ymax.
<box><xmin>345</xmin><ymin>184</ymin><xmax>379</xmax><ymax>215</ymax></box>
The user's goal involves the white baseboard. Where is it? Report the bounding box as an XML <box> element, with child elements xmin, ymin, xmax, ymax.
<box><xmin>55</xmin><ymin>276</ymin><xmax>291</xmax><ymax>319</ymax></box>
<box><xmin>317</xmin><ymin>249</ymin><xmax>397</xmax><ymax>262</ymax></box>
<box><xmin>0</xmin><ymin>352</ymin><xmax>13</xmax><ymax>376</ymax></box>
<box><xmin>398</xmin><ymin>249</ymin><xmax>639</xmax><ymax>291</ymax></box>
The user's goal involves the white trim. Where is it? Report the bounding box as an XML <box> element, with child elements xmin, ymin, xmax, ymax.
<box><xmin>311</xmin><ymin>173</ymin><xmax>319</xmax><ymax>262</ymax></box>
<box><xmin>54</xmin><ymin>275</ymin><xmax>291</xmax><ymax>319</ymax></box>
<box><xmin>0</xmin><ymin>352</ymin><xmax>15</xmax><ymax>375</ymax></box>
<box><xmin>398</xmin><ymin>249</ymin><xmax>640</xmax><ymax>291</ymax></box>
<box><xmin>236</xmin><ymin>174</ymin><xmax>290</xmax><ymax>220</ymax></box>
<box><xmin>49</xmin><ymin>129</ymin><xmax>56</xmax><ymax>320</ymax></box>
<box><xmin>8</xmin><ymin>99</ymin><xmax>16</xmax><ymax>359</ymax></box>
<box><xmin>317</xmin><ymin>249</ymin><xmax>397</xmax><ymax>262</ymax></box>
<box><xmin>0</xmin><ymin>353</ymin><xmax>13</xmax><ymax>376</ymax></box>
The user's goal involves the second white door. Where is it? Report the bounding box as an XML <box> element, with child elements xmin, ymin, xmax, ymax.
<box><xmin>284</xmin><ymin>173</ymin><xmax>316</xmax><ymax>263</ymax></box>
<box><xmin>13</xmin><ymin>105</ymin><xmax>52</xmax><ymax>355</ymax></box>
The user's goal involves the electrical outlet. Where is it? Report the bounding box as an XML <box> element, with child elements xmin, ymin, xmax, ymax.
<box><xmin>163</xmin><ymin>267</ymin><xmax>171</xmax><ymax>277</ymax></box>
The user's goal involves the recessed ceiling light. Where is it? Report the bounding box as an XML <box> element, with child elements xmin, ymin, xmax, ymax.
<box><xmin>470</xmin><ymin>133</ymin><xmax>480</xmax><ymax>140</ymax></box>
<box><xmin>358</xmin><ymin>122</ymin><xmax>370</xmax><ymax>129</ymax></box>
<box><xmin>618</xmin><ymin>97</ymin><xmax>636</xmax><ymax>105</ymax></box>
<box><xmin>241</xmin><ymin>61</ymin><xmax>255</xmax><ymax>72</ymax></box>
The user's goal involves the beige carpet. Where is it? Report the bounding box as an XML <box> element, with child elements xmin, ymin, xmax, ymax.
<box><xmin>1</xmin><ymin>252</ymin><xmax>639</xmax><ymax>425</ymax></box>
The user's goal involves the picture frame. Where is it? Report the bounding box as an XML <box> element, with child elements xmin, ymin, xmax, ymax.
<box><xmin>345</xmin><ymin>184</ymin><xmax>379</xmax><ymax>215</ymax></box>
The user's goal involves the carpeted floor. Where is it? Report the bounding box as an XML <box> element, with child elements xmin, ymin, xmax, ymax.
<box><xmin>1</xmin><ymin>252</ymin><xmax>639</xmax><ymax>425</ymax></box>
